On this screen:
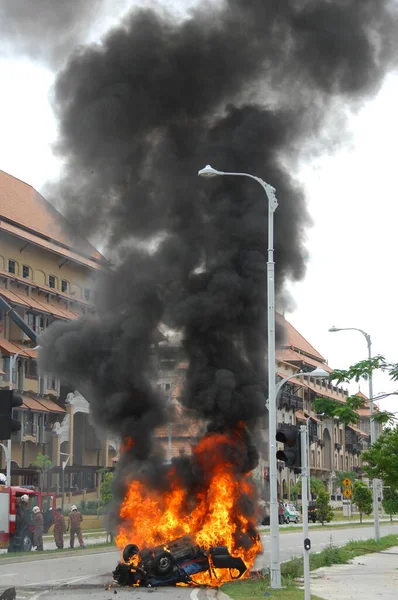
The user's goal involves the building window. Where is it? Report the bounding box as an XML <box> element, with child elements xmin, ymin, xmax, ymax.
<box><xmin>25</xmin><ymin>360</ymin><xmax>38</xmax><ymax>378</ymax></box>
<box><xmin>22</xmin><ymin>265</ymin><xmax>30</xmax><ymax>278</ymax></box>
<box><xmin>61</xmin><ymin>279</ymin><xmax>69</xmax><ymax>293</ymax></box>
<box><xmin>84</xmin><ymin>288</ymin><xmax>92</xmax><ymax>301</ymax></box>
<box><xmin>49</xmin><ymin>275</ymin><xmax>56</xmax><ymax>289</ymax></box>
<box><xmin>8</xmin><ymin>259</ymin><xmax>16</xmax><ymax>274</ymax></box>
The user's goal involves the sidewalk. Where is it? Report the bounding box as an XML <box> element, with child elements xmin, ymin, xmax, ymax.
<box><xmin>310</xmin><ymin>546</ymin><xmax>398</xmax><ymax>600</ymax></box>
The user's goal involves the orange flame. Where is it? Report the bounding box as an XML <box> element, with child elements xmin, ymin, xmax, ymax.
<box><xmin>116</xmin><ymin>429</ymin><xmax>261</xmax><ymax>586</ymax></box>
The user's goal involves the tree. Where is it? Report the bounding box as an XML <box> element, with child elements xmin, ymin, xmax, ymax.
<box><xmin>291</xmin><ymin>477</ymin><xmax>325</xmax><ymax>501</ymax></box>
<box><xmin>352</xmin><ymin>481</ymin><xmax>372</xmax><ymax>523</ymax></box>
<box><xmin>382</xmin><ymin>488</ymin><xmax>398</xmax><ymax>523</ymax></box>
<box><xmin>32</xmin><ymin>453</ymin><xmax>53</xmax><ymax>491</ymax></box>
<box><xmin>313</xmin><ymin>356</ymin><xmax>395</xmax><ymax>426</ymax></box>
<box><xmin>316</xmin><ymin>487</ymin><xmax>333</xmax><ymax>525</ymax></box>
<box><xmin>100</xmin><ymin>470</ymin><xmax>114</xmax><ymax>506</ymax></box>
<box><xmin>361</xmin><ymin>426</ymin><xmax>398</xmax><ymax>489</ymax></box>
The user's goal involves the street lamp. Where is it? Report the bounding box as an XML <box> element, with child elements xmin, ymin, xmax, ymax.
<box><xmin>328</xmin><ymin>326</ymin><xmax>380</xmax><ymax>540</ymax></box>
<box><xmin>198</xmin><ymin>164</ymin><xmax>281</xmax><ymax>586</ymax></box>
<box><xmin>6</xmin><ymin>345</ymin><xmax>40</xmax><ymax>484</ymax></box>
<box><xmin>7</xmin><ymin>350</ymin><xmax>23</xmax><ymax>484</ymax></box>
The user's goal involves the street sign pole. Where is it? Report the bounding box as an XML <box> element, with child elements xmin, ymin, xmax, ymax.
<box><xmin>300</xmin><ymin>425</ymin><xmax>311</xmax><ymax>600</ymax></box>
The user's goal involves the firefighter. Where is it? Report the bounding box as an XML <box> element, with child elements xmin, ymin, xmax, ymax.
<box><xmin>53</xmin><ymin>508</ymin><xmax>66</xmax><ymax>549</ymax></box>
<box><xmin>32</xmin><ymin>506</ymin><xmax>44</xmax><ymax>551</ymax></box>
<box><xmin>67</xmin><ymin>505</ymin><xmax>86</xmax><ymax>549</ymax></box>
<box><xmin>15</xmin><ymin>494</ymin><xmax>29</xmax><ymax>536</ymax></box>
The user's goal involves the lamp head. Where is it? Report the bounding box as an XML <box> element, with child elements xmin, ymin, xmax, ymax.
<box><xmin>198</xmin><ymin>165</ymin><xmax>222</xmax><ymax>178</ymax></box>
<box><xmin>328</xmin><ymin>326</ymin><xmax>341</xmax><ymax>333</ymax></box>
<box><xmin>307</xmin><ymin>367</ymin><xmax>330</xmax><ymax>379</ymax></box>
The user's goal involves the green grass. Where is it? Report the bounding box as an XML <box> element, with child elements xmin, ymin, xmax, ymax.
<box><xmin>222</xmin><ymin>579</ymin><xmax>324</xmax><ymax>600</ymax></box>
<box><xmin>222</xmin><ymin>534</ymin><xmax>398</xmax><ymax>599</ymax></box>
<box><xmin>259</xmin><ymin>519</ymin><xmax>396</xmax><ymax>534</ymax></box>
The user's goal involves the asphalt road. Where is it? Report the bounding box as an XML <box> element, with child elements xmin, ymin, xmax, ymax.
<box><xmin>0</xmin><ymin>523</ymin><xmax>397</xmax><ymax>600</ymax></box>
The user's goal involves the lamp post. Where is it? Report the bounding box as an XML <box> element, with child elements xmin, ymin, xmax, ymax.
<box><xmin>7</xmin><ymin>345</ymin><xmax>40</xmax><ymax>484</ymax></box>
<box><xmin>7</xmin><ymin>350</ymin><xmax>23</xmax><ymax>484</ymax></box>
<box><xmin>198</xmin><ymin>165</ymin><xmax>281</xmax><ymax>586</ymax></box>
<box><xmin>329</xmin><ymin>326</ymin><xmax>380</xmax><ymax>540</ymax></box>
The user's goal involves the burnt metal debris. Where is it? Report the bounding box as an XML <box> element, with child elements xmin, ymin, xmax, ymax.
<box><xmin>113</xmin><ymin>536</ymin><xmax>246</xmax><ymax>587</ymax></box>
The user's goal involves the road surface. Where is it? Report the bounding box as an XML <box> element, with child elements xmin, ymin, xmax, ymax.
<box><xmin>0</xmin><ymin>523</ymin><xmax>396</xmax><ymax>599</ymax></box>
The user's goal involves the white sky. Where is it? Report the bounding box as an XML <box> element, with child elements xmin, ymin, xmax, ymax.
<box><xmin>0</xmin><ymin>0</ymin><xmax>397</xmax><ymax>412</ymax></box>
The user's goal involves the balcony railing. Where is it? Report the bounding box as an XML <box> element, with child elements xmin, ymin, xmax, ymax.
<box><xmin>278</xmin><ymin>390</ymin><xmax>303</xmax><ymax>412</ymax></box>
<box><xmin>335</xmin><ymin>443</ymin><xmax>342</xmax><ymax>451</ymax></box>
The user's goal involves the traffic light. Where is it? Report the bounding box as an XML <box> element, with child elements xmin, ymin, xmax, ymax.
<box><xmin>276</xmin><ymin>426</ymin><xmax>301</xmax><ymax>471</ymax></box>
<box><xmin>0</xmin><ymin>390</ymin><xmax>23</xmax><ymax>440</ymax></box>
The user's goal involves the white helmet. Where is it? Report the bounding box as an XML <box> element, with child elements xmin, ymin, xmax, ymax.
<box><xmin>32</xmin><ymin>506</ymin><xmax>40</xmax><ymax>514</ymax></box>
<box><xmin>0</xmin><ymin>473</ymin><xmax>6</xmax><ymax>485</ymax></box>
<box><xmin>70</xmin><ymin>505</ymin><xmax>77</xmax><ymax>511</ymax></box>
<box><xmin>21</xmin><ymin>494</ymin><xmax>29</xmax><ymax>503</ymax></box>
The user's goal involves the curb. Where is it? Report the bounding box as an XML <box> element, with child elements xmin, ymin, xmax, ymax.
<box><xmin>216</xmin><ymin>591</ymin><xmax>233</xmax><ymax>600</ymax></box>
<box><xmin>0</xmin><ymin>544</ymin><xmax>117</xmax><ymax>564</ymax></box>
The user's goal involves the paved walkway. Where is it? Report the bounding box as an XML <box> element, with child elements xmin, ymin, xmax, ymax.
<box><xmin>310</xmin><ymin>547</ymin><xmax>398</xmax><ymax>600</ymax></box>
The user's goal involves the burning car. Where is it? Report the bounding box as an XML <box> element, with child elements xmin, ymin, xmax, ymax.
<box><xmin>113</xmin><ymin>535</ymin><xmax>247</xmax><ymax>587</ymax></box>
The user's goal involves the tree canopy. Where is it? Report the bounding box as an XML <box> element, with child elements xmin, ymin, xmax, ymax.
<box><xmin>361</xmin><ymin>426</ymin><xmax>398</xmax><ymax>488</ymax></box>
<box><xmin>313</xmin><ymin>356</ymin><xmax>396</xmax><ymax>426</ymax></box>
<box><xmin>352</xmin><ymin>481</ymin><xmax>372</xmax><ymax>523</ymax></box>
<box><xmin>291</xmin><ymin>477</ymin><xmax>326</xmax><ymax>500</ymax></box>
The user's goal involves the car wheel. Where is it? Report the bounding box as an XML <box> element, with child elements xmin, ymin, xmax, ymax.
<box><xmin>295</xmin><ymin>518</ymin><xmax>299</xmax><ymax>524</ymax></box>
<box><xmin>154</xmin><ymin>551</ymin><xmax>174</xmax><ymax>575</ymax></box>
<box><xmin>122</xmin><ymin>544</ymin><xmax>140</xmax><ymax>563</ymax></box>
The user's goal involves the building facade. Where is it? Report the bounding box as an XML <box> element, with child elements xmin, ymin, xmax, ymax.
<box><xmin>0</xmin><ymin>169</ymin><xmax>117</xmax><ymax>493</ymax></box>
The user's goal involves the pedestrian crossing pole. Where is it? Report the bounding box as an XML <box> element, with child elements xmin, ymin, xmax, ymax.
<box><xmin>300</xmin><ymin>425</ymin><xmax>311</xmax><ymax>600</ymax></box>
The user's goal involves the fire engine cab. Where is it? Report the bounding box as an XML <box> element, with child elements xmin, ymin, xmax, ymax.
<box><xmin>0</xmin><ymin>486</ymin><xmax>56</xmax><ymax>552</ymax></box>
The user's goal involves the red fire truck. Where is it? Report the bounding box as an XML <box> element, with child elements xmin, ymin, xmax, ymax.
<box><xmin>0</xmin><ymin>486</ymin><xmax>56</xmax><ymax>552</ymax></box>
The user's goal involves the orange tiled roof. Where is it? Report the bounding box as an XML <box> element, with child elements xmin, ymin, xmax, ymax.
<box><xmin>295</xmin><ymin>410</ymin><xmax>306</xmax><ymax>422</ymax></box>
<box><xmin>0</xmin><ymin>169</ymin><xmax>106</xmax><ymax>269</ymax></box>
<box><xmin>305</xmin><ymin>381</ymin><xmax>347</xmax><ymax>403</ymax></box>
<box><xmin>0</xmin><ymin>268</ymin><xmax>92</xmax><ymax>308</ymax></box>
<box><xmin>0</xmin><ymin>339</ymin><xmax>31</xmax><ymax>356</ymax></box>
<box><xmin>276</xmin><ymin>372</ymin><xmax>306</xmax><ymax>387</ymax></box>
<box><xmin>278</xmin><ymin>314</ymin><xmax>325</xmax><ymax>361</ymax></box>
<box><xmin>276</xmin><ymin>348</ymin><xmax>333</xmax><ymax>373</ymax></box>
<box><xmin>347</xmin><ymin>423</ymin><xmax>369</xmax><ymax>437</ymax></box>
<box><xmin>0</xmin><ymin>287</ymin><xmax>78</xmax><ymax>321</ymax></box>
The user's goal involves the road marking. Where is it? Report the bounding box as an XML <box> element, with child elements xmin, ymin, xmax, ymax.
<box><xmin>190</xmin><ymin>590</ymin><xmax>200</xmax><ymax>600</ymax></box>
<box><xmin>29</xmin><ymin>592</ymin><xmax>49</xmax><ymax>600</ymax></box>
<box><xmin>2</xmin><ymin>572</ymin><xmax>17</xmax><ymax>577</ymax></box>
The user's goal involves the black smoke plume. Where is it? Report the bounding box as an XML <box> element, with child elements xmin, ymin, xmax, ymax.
<box><xmin>0</xmin><ymin>0</ymin><xmax>112</xmax><ymax>68</ymax></box>
<box><xmin>39</xmin><ymin>0</ymin><xmax>397</xmax><ymax>519</ymax></box>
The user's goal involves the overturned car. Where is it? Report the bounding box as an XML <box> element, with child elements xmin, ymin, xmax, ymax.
<box><xmin>113</xmin><ymin>535</ymin><xmax>247</xmax><ymax>587</ymax></box>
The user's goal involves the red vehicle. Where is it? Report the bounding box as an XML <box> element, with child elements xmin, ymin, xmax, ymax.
<box><xmin>0</xmin><ymin>486</ymin><xmax>56</xmax><ymax>552</ymax></box>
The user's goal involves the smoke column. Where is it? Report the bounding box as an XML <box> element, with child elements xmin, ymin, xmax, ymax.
<box><xmin>38</xmin><ymin>0</ymin><xmax>397</xmax><ymax>508</ymax></box>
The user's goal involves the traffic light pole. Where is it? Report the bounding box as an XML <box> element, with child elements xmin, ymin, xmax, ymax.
<box><xmin>300</xmin><ymin>425</ymin><xmax>311</xmax><ymax>600</ymax></box>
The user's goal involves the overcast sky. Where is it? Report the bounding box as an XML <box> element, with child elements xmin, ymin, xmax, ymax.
<box><xmin>0</xmin><ymin>0</ymin><xmax>397</xmax><ymax>412</ymax></box>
